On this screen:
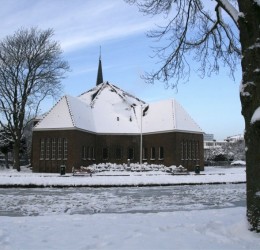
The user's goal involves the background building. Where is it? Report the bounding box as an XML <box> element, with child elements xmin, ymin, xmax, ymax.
<box><xmin>203</xmin><ymin>133</ymin><xmax>245</xmax><ymax>164</ymax></box>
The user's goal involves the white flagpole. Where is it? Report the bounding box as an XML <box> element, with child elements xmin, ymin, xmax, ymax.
<box><xmin>140</xmin><ymin>104</ymin><xmax>143</xmax><ymax>165</ymax></box>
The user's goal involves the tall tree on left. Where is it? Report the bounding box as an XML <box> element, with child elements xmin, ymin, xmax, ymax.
<box><xmin>0</xmin><ymin>27</ymin><xmax>70</xmax><ymax>171</ymax></box>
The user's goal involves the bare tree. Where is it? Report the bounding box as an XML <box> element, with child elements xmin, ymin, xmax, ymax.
<box><xmin>0</xmin><ymin>128</ymin><xmax>12</xmax><ymax>169</ymax></box>
<box><xmin>227</xmin><ymin>139</ymin><xmax>245</xmax><ymax>161</ymax></box>
<box><xmin>126</xmin><ymin>0</ymin><xmax>260</xmax><ymax>232</ymax></box>
<box><xmin>0</xmin><ymin>27</ymin><xmax>69</xmax><ymax>172</ymax></box>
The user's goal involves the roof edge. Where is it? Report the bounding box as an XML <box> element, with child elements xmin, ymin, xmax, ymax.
<box><xmin>33</xmin><ymin>126</ymin><xmax>203</xmax><ymax>136</ymax></box>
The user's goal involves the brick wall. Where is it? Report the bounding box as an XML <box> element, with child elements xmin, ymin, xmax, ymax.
<box><xmin>31</xmin><ymin>129</ymin><xmax>204</xmax><ymax>173</ymax></box>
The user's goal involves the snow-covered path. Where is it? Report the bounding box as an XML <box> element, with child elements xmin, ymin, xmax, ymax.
<box><xmin>0</xmin><ymin>184</ymin><xmax>245</xmax><ymax>216</ymax></box>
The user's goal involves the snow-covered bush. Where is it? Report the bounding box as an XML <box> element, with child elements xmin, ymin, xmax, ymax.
<box><xmin>230</xmin><ymin>160</ymin><xmax>246</xmax><ymax>166</ymax></box>
<box><xmin>84</xmin><ymin>163</ymin><xmax>173</xmax><ymax>173</ymax></box>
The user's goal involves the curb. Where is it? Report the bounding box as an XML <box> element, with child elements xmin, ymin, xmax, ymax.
<box><xmin>0</xmin><ymin>181</ymin><xmax>246</xmax><ymax>188</ymax></box>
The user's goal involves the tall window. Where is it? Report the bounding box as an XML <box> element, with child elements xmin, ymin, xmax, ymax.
<box><xmin>184</xmin><ymin>141</ymin><xmax>188</xmax><ymax>160</ymax></box>
<box><xmin>102</xmin><ymin>147</ymin><xmax>109</xmax><ymax>160</ymax></box>
<box><xmin>40</xmin><ymin>139</ymin><xmax>45</xmax><ymax>160</ymax></box>
<box><xmin>196</xmin><ymin>141</ymin><xmax>200</xmax><ymax>160</ymax></box>
<box><xmin>181</xmin><ymin>142</ymin><xmax>184</xmax><ymax>160</ymax></box>
<box><xmin>192</xmin><ymin>141</ymin><xmax>195</xmax><ymax>160</ymax></box>
<box><xmin>86</xmin><ymin>146</ymin><xmax>90</xmax><ymax>160</ymax></box>
<box><xmin>46</xmin><ymin>138</ymin><xmax>50</xmax><ymax>160</ymax></box>
<box><xmin>151</xmin><ymin>147</ymin><xmax>155</xmax><ymax>160</ymax></box>
<box><xmin>115</xmin><ymin>147</ymin><xmax>122</xmax><ymax>160</ymax></box>
<box><xmin>90</xmin><ymin>147</ymin><xmax>95</xmax><ymax>160</ymax></box>
<box><xmin>143</xmin><ymin>147</ymin><xmax>148</xmax><ymax>160</ymax></box>
<box><xmin>85</xmin><ymin>146</ymin><xmax>95</xmax><ymax>160</ymax></box>
<box><xmin>189</xmin><ymin>141</ymin><xmax>192</xmax><ymax>159</ymax></box>
<box><xmin>82</xmin><ymin>146</ymin><xmax>86</xmax><ymax>159</ymax></box>
<box><xmin>58</xmin><ymin>138</ymin><xmax>62</xmax><ymax>159</ymax></box>
<box><xmin>51</xmin><ymin>138</ymin><xmax>56</xmax><ymax>160</ymax></box>
<box><xmin>63</xmin><ymin>138</ymin><xmax>68</xmax><ymax>160</ymax></box>
<box><xmin>159</xmin><ymin>146</ymin><xmax>164</xmax><ymax>160</ymax></box>
<box><xmin>128</xmin><ymin>147</ymin><xmax>134</xmax><ymax>160</ymax></box>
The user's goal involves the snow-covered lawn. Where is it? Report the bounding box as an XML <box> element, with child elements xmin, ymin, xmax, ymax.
<box><xmin>0</xmin><ymin>207</ymin><xmax>259</xmax><ymax>250</ymax></box>
<box><xmin>0</xmin><ymin>165</ymin><xmax>258</xmax><ymax>250</ymax></box>
<box><xmin>0</xmin><ymin>165</ymin><xmax>246</xmax><ymax>187</ymax></box>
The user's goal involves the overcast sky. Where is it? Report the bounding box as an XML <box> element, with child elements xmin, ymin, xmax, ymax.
<box><xmin>0</xmin><ymin>0</ymin><xmax>244</xmax><ymax>140</ymax></box>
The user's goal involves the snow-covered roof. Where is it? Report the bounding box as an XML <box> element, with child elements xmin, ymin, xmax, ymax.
<box><xmin>34</xmin><ymin>82</ymin><xmax>203</xmax><ymax>134</ymax></box>
<box><xmin>142</xmin><ymin>99</ymin><xmax>203</xmax><ymax>134</ymax></box>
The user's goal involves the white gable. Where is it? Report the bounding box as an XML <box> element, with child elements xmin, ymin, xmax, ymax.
<box><xmin>141</xmin><ymin>99</ymin><xmax>202</xmax><ymax>134</ymax></box>
<box><xmin>34</xmin><ymin>96</ymin><xmax>74</xmax><ymax>130</ymax></box>
<box><xmin>141</xmin><ymin>100</ymin><xmax>175</xmax><ymax>133</ymax></box>
<box><xmin>174</xmin><ymin>100</ymin><xmax>202</xmax><ymax>133</ymax></box>
<box><xmin>34</xmin><ymin>82</ymin><xmax>203</xmax><ymax>135</ymax></box>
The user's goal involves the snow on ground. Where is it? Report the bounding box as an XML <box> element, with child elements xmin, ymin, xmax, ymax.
<box><xmin>231</xmin><ymin>160</ymin><xmax>246</xmax><ymax>166</ymax></box>
<box><xmin>0</xmin><ymin>165</ymin><xmax>246</xmax><ymax>187</ymax></box>
<box><xmin>0</xmin><ymin>184</ymin><xmax>246</xmax><ymax>216</ymax></box>
<box><xmin>0</xmin><ymin>165</ymin><xmax>258</xmax><ymax>250</ymax></box>
<box><xmin>0</xmin><ymin>207</ymin><xmax>259</xmax><ymax>250</ymax></box>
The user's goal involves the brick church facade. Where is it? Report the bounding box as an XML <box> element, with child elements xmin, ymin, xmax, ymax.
<box><xmin>31</xmin><ymin>57</ymin><xmax>204</xmax><ymax>173</ymax></box>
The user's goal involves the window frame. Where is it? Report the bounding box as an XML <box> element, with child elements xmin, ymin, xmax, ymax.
<box><xmin>40</xmin><ymin>139</ymin><xmax>45</xmax><ymax>160</ymax></box>
<box><xmin>115</xmin><ymin>146</ymin><xmax>122</xmax><ymax>160</ymax></box>
<box><xmin>46</xmin><ymin>138</ymin><xmax>50</xmax><ymax>160</ymax></box>
<box><xmin>63</xmin><ymin>138</ymin><xmax>68</xmax><ymax>160</ymax></box>
<box><xmin>82</xmin><ymin>146</ymin><xmax>86</xmax><ymax>160</ymax></box>
<box><xmin>57</xmin><ymin>138</ymin><xmax>62</xmax><ymax>160</ymax></box>
<box><xmin>51</xmin><ymin>138</ymin><xmax>56</xmax><ymax>160</ymax></box>
<box><xmin>102</xmin><ymin>147</ymin><xmax>109</xmax><ymax>160</ymax></box>
<box><xmin>142</xmin><ymin>147</ymin><xmax>148</xmax><ymax>160</ymax></box>
<box><xmin>150</xmin><ymin>147</ymin><xmax>156</xmax><ymax>160</ymax></box>
<box><xmin>91</xmin><ymin>147</ymin><xmax>95</xmax><ymax>160</ymax></box>
<box><xmin>159</xmin><ymin>146</ymin><xmax>164</xmax><ymax>160</ymax></box>
<box><xmin>127</xmin><ymin>147</ymin><xmax>134</xmax><ymax>160</ymax></box>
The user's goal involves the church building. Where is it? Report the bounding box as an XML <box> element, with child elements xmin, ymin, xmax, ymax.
<box><xmin>31</xmin><ymin>57</ymin><xmax>204</xmax><ymax>173</ymax></box>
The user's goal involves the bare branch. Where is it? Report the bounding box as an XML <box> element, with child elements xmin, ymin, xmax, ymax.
<box><xmin>215</xmin><ymin>0</ymin><xmax>239</xmax><ymax>28</ymax></box>
<box><xmin>126</xmin><ymin>0</ymin><xmax>240</xmax><ymax>87</ymax></box>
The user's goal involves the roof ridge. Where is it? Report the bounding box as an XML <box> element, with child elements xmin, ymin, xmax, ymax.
<box><xmin>65</xmin><ymin>95</ymin><xmax>76</xmax><ymax>127</ymax></box>
<box><xmin>78</xmin><ymin>83</ymin><xmax>102</xmax><ymax>97</ymax></box>
<box><xmin>171</xmin><ymin>99</ymin><xmax>177</xmax><ymax>129</ymax></box>
<box><xmin>108</xmin><ymin>83</ymin><xmax>131</xmax><ymax>106</ymax></box>
<box><xmin>108</xmin><ymin>83</ymin><xmax>145</xmax><ymax>104</ymax></box>
<box><xmin>90</xmin><ymin>82</ymin><xmax>107</xmax><ymax>107</ymax></box>
<box><xmin>107</xmin><ymin>83</ymin><xmax>146</xmax><ymax>124</ymax></box>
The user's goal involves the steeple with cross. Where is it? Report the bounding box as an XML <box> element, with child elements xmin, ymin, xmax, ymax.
<box><xmin>96</xmin><ymin>46</ymin><xmax>104</xmax><ymax>86</ymax></box>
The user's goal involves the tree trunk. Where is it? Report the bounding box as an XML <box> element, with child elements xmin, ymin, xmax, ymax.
<box><xmin>238</xmin><ymin>0</ymin><xmax>260</xmax><ymax>232</ymax></box>
<box><xmin>13</xmin><ymin>142</ymin><xmax>21</xmax><ymax>172</ymax></box>
<box><xmin>4</xmin><ymin>153</ymin><xmax>9</xmax><ymax>169</ymax></box>
<box><xmin>1</xmin><ymin>146</ymin><xmax>10</xmax><ymax>169</ymax></box>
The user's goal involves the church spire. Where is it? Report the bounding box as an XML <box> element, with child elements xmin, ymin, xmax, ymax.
<box><xmin>96</xmin><ymin>46</ymin><xmax>103</xmax><ymax>86</ymax></box>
